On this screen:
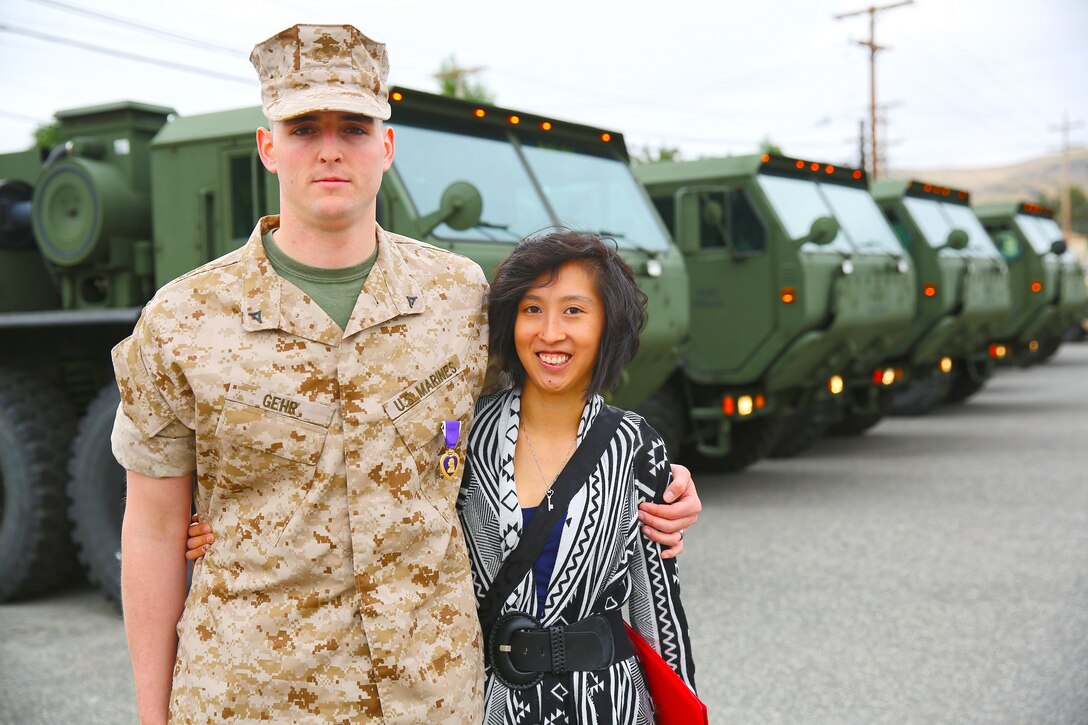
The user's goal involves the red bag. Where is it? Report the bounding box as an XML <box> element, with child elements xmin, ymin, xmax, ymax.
<box><xmin>624</xmin><ymin>622</ymin><xmax>708</xmax><ymax>725</ymax></box>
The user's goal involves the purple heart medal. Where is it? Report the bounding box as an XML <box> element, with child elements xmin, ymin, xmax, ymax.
<box><xmin>439</xmin><ymin>420</ymin><xmax>462</xmax><ymax>480</ymax></box>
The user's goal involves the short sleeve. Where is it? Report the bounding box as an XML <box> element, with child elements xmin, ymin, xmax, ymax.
<box><xmin>110</xmin><ymin>311</ymin><xmax>196</xmax><ymax>478</ymax></box>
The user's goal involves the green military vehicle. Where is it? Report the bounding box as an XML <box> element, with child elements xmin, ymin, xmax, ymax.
<box><xmin>870</xmin><ymin>181</ymin><xmax>1011</xmax><ymax>412</ymax></box>
<box><xmin>974</xmin><ymin>202</ymin><xmax>1083</xmax><ymax>365</ymax></box>
<box><xmin>0</xmin><ymin>89</ymin><xmax>688</xmax><ymax>605</ymax></box>
<box><xmin>634</xmin><ymin>153</ymin><xmax>915</xmax><ymax>468</ymax></box>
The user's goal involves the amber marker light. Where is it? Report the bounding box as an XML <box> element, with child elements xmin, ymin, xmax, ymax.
<box><xmin>1030</xmin><ymin>280</ymin><xmax>1043</xmax><ymax>293</ymax></box>
<box><xmin>852</xmin><ymin>170</ymin><xmax>863</xmax><ymax>179</ymax></box>
<box><xmin>600</xmin><ymin>133</ymin><xmax>612</xmax><ymax>142</ymax></box>
<box><xmin>761</xmin><ymin>154</ymin><xmax>771</xmax><ymax>163</ymax></box>
<box><xmin>755</xmin><ymin>394</ymin><xmax>766</xmax><ymax>409</ymax></box>
<box><xmin>1029</xmin><ymin>340</ymin><xmax>1040</xmax><ymax>352</ymax></box>
<box><xmin>780</xmin><ymin>287</ymin><xmax>796</xmax><ymax>304</ymax></box>
<box><xmin>737</xmin><ymin>396</ymin><xmax>755</xmax><ymax>416</ymax></box>
<box><xmin>795</xmin><ymin>160</ymin><xmax>805</xmax><ymax>169</ymax></box>
<box><xmin>923</xmin><ymin>283</ymin><xmax>938</xmax><ymax>298</ymax></box>
<box><xmin>940</xmin><ymin>357</ymin><xmax>953</xmax><ymax>374</ymax></box>
<box><xmin>473</xmin><ymin>108</ymin><xmax>486</xmax><ymax>118</ymax></box>
<box><xmin>810</xmin><ymin>162</ymin><xmax>820</xmax><ymax>171</ymax></box>
<box><xmin>540</xmin><ymin>121</ymin><xmax>552</xmax><ymax>131</ymax></box>
<box><xmin>988</xmin><ymin>343</ymin><xmax>1008</xmax><ymax>359</ymax></box>
<box><xmin>391</xmin><ymin>91</ymin><xmax>404</xmax><ymax>102</ymax></box>
<box><xmin>828</xmin><ymin>375</ymin><xmax>845</xmax><ymax>395</ymax></box>
<box><xmin>508</xmin><ymin>115</ymin><xmax>521</xmax><ymax>125</ymax></box>
<box><xmin>722</xmin><ymin>396</ymin><xmax>736</xmax><ymax>416</ymax></box>
<box><xmin>825</xmin><ymin>165</ymin><xmax>835</xmax><ymax>174</ymax></box>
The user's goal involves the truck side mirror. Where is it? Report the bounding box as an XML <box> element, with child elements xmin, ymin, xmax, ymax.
<box><xmin>943</xmin><ymin>229</ymin><xmax>969</xmax><ymax>251</ymax></box>
<box><xmin>416</xmin><ymin>181</ymin><xmax>483</xmax><ymax>238</ymax></box>
<box><xmin>1050</xmin><ymin>239</ymin><xmax>1068</xmax><ymax>256</ymax></box>
<box><xmin>799</xmin><ymin>216</ymin><xmax>839</xmax><ymax>246</ymax></box>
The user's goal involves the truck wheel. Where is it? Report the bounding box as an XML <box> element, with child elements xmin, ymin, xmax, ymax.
<box><xmin>944</xmin><ymin>359</ymin><xmax>988</xmax><ymax>404</ymax></box>
<box><xmin>67</xmin><ymin>383</ymin><xmax>125</xmax><ymax>609</ymax></box>
<box><xmin>691</xmin><ymin>415</ymin><xmax>785</xmax><ymax>474</ymax></box>
<box><xmin>769</xmin><ymin>400</ymin><xmax>834</xmax><ymax>458</ymax></box>
<box><xmin>634</xmin><ymin>383</ymin><xmax>686</xmax><ymax>463</ymax></box>
<box><xmin>827</xmin><ymin>390</ymin><xmax>892</xmax><ymax>437</ymax></box>
<box><xmin>890</xmin><ymin>370</ymin><xmax>951</xmax><ymax>417</ymax></box>
<box><xmin>0</xmin><ymin>368</ymin><xmax>79</xmax><ymax>601</ymax></box>
<box><xmin>1034</xmin><ymin>337</ymin><xmax>1061</xmax><ymax>363</ymax></box>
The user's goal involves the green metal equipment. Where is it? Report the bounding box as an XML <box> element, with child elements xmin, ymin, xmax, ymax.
<box><xmin>0</xmin><ymin>89</ymin><xmax>688</xmax><ymax>605</ymax></box>
<box><xmin>974</xmin><ymin>202</ymin><xmax>1081</xmax><ymax>365</ymax></box>
<box><xmin>635</xmin><ymin>153</ymin><xmax>915</xmax><ymax>469</ymax></box>
<box><xmin>871</xmin><ymin>181</ymin><xmax>1011</xmax><ymax>411</ymax></box>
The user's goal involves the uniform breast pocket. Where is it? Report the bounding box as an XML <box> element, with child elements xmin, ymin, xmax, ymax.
<box><xmin>214</xmin><ymin>383</ymin><xmax>333</xmax><ymax>546</ymax></box>
<box><xmin>389</xmin><ymin>370</ymin><xmax>473</xmax><ymax>519</ymax></box>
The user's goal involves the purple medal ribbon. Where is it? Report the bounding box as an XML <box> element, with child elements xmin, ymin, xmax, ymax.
<box><xmin>443</xmin><ymin>420</ymin><xmax>461</xmax><ymax>450</ymax></box>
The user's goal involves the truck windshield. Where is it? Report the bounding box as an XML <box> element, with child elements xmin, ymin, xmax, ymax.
<box><xmin>390</xmin><ymin>122</ymin><xmax>548</xmax><ymax>242</ymax></box>
<box><xmin>1014</xmin><ymin>214</ymin><xmax>1058</xmax><ymax>254</ymax></box>
<box><xmin>520</xmin><ymin>141</ymin><xmax>671</xmax><ymax>252</ymax></box>
<box><xmin>757</xmin><ymin>174</ymin><xmax>851</xmax><ymax>254</ymax></box>
<box><xmin>903</xmin><ymin>197</ymin><xmax>952</xmax><ymax>249</ymax></box>
<box><xmin>942</xmin><ymin>204</ymin><xmax>1003</xmax><ymax>258</ymax></box>
<box><xmin>819</xmin><ymin>184</ymin><xmax>904</xmax><ymax>255</ymax></box>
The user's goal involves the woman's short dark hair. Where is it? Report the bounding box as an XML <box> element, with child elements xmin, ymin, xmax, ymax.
<box><xmin>488</xmin><ymin>230</ymin><xmax>648</xmax><ymax>399</ymax></box>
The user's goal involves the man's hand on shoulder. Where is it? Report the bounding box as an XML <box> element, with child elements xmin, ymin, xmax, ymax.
<box><xmin>639</xmin><ymin>464</ymin><xmax>701</xmax><ymax>559</ymax></box>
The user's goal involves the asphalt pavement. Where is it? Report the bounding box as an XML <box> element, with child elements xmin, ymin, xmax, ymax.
<box><xmin>2</xmin><ymin>344</ymin><xmax>1087</xmax><ymax>725</ymax></box>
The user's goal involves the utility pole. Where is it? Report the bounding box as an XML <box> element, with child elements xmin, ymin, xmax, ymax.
<box><xmin>835</xmin><ymin>0</ymin><xmax>913</xmax><ymax>180</ymax></box>
<box><xmin>858</xmin><ymin>118</ymin><xmax>867</xmax><ymax>172</ymax></box>
<box><xmin>1049</xmin><ymin>112</ymin><xmax>1085</xmax><ymax>238</ymax></box>
<box><xmin>433</xmin><ymin>63</ymin><xmax>485</xmax><ymax>100</ymax></box>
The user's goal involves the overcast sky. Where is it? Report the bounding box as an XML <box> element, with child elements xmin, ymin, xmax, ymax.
<box><xmin>1</xmin><ymin>0</ymin><xmax>1084</xmax><ymax>171</ymax></box>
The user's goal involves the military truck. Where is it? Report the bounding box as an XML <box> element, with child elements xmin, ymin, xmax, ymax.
<box><xmin>634</xmin><ymin>153</ymin><xmax>915</xmax><ymax>468</ymax></box>
<box><xmin>870</xmin><ymin>181</ymin><xmax>1011</xmax><ymax>412</ymax></box>
<box><xmin>0</xmin><ymin>89</ymin><xmax>688</xmax><ymax>605</ymax></box>
<box><xmin>974</xmin><ymin>202</ymin><xmax>1082</xmax><ymax>366</ymax></box>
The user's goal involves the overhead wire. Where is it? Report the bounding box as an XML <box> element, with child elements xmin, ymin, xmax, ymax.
<box><xmin>0</xmin><ymin>23</ymin><xmax>253</xmax><ymax>85</ymax></box>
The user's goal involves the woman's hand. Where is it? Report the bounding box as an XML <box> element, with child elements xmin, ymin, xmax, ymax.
<box><xmin>185</xmin><ymin>514</ymin><xmax>214</xmax><ymax>561</ymax></box>
<box><xmin>638</xmin><ymin>464</ymin><xmax>701</xmax><ymax>559</ymax></box>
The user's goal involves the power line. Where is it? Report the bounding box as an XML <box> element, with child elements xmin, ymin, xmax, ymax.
<box><xmin>0</xmin><ymin>109</ymin><xmax>48</xmax><ymax>124</ymax></box>
<box><xmin>835</xmin><ymin>0</ymin><xmax>913</xmax><ymax>180</ymax></box>
<box><xmin>1049</xmin><ymin>113</ymin><xmax>1086</xmax><ymax>237</ymax></box>
<box><xmin>0</xmin><ymin>23</ymin><xmax>252</xmax><ymax>85</ymax></box>
<box><xmin>25</xmin><ymin>0</ymin><xmax>243</xmax><ymax>56</ymax></box>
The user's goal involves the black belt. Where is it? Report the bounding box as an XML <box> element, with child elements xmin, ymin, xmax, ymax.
<box><xmin>487</xmin><ymin>609</ymin><xmax>634</xmax><ymax>690</ymax></box>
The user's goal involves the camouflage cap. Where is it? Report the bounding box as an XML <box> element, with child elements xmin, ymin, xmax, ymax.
<box><xmin>250</xmin><ymin>24</ymin><xmax>391</xmax><ymax>122</ymax></box>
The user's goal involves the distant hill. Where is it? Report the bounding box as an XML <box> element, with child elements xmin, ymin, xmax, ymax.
<box><xmin>892</xmin><ymin>148</ymin><xmax>1088</xmax><ymax>205</ymax></box>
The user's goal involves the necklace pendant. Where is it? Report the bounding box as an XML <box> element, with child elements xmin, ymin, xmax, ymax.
<box><xmin>546</xmin><ymin>489</ymin><xmax>554</xmax><ymax>511</ymax></box>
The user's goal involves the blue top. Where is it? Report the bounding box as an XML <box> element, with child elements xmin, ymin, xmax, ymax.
<box><xmin>521</xmin><ymin>506</ymin><xmax>565</xmax><ymax>617</ymax></box>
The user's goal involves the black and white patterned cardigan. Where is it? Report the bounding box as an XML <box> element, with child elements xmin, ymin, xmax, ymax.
<box><xmin>457</xmin><ymin>387</ymin><xmax>697</xmax><ymax>725</ymax></box>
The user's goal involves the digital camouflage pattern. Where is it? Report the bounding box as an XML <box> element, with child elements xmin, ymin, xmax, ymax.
<box><xmin>112</xmin><ymin>216</ymin><xmax>488</xmax><ymax>723</ymax></box>
<box><xmin>250</xmin><ymin>24</ymin><xmax>391</xmax><ymax>122</ymax></box>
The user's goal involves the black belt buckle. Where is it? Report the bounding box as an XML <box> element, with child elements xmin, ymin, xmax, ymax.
<box><xmin>488</xmin><ymin>611</ymin><xmax>544</xmax><ymax>690</ymax></box>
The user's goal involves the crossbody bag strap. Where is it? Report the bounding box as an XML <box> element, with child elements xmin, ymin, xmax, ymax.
<box><xmin>478</xmin><ymin>405</ymin><xmax>624</xmax><ymax>641</ymax></box>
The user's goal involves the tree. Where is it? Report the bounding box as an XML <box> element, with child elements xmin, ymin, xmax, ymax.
<box><xmin>631</xmin><ymin>144</ymin><xmax>681</xmax><ymax>165</ymax></box>
<box><xmin>434</xmin><ymin>55</ymin><xmax>495</xmax><ymax>103</ymax></box>
<box><xmin>1037</xmin><ymin>185</ymin><xmax>1088</xmax><ymax>235</ymax></box>
<box><xmin>758</xmin><ymin>136</ymin><xmax>783</xmax><ymax>156</ymax></box>
<box><xmin>34</xmin><ymin>121</ymin><xmax>61</xmax><ymax>151</ymax></box>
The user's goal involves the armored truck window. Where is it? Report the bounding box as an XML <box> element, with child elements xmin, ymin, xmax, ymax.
<box><xmin>520</xmin><ymin>142</ymin><xmax>671</xmax><ymax>252</ymax></box>
<box><xmin>942</xmin><ymin>204</ymin><xmax>1003</xmax><ymax>258</ymax></box>
<box><xmin>728</xmin><ymin>191</ymin><xmax>766</xmax><ymax>255</ymax></box>
<box><xmin>757</xmin><ymin>174</ymin><xmax>851</xmax><ymax>254</ymax></box>
<box><xmin>983</xmin><ymin>222</ymin><xmax>1021</xmax><ymax>261</ymax></box>
<box><xmin>1014</xmin><ymin>215</ymin><xmax>1055</xmax><ymax>255</ymax></box>
<box><xmin>391</xmin><ymin>123</ymin><xmax>549</xmax><ymax>242</ymax></box>
<box><xmin>819</xmin><ymin>184</ymin><xmax>903</xmax><ymax>255</ymax></box>
<box><xmin>903</xmin><ymin>197</ymin><xmax>953</xmax><ymax>250</ymax></box>
<box><xmin>653</xmin><ymin>196</ymin><xmax>676</xmax><ymax>235</ymax></box>
<box><xmin>229</xmin><ymin>153</ymin><xmax>268</xmax><ymax>240</ymax></box>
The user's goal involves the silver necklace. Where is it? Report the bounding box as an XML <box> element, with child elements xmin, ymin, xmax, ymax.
<box><xmin>519</xmin><ymin>424</ymin><xmax>578</xmax><ymax>511</ymax></box>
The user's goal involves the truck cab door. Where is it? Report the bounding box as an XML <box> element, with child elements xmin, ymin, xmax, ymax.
<box><xmin>676</xmin><ymin>186</ymin><xmax>776</xmax><ymax>379</ymax></box>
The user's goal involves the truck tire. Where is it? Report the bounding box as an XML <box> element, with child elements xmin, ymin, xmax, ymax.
<box><xmin>768</xmin><ymin>400</ymin><xmax>834</xmax><ymax>458</ymax></box>
<box><xmin>691</xmin><ymin>415</ymin><xmax>785</xmax><ymax>474</ymax></box>
<box><xmin>944</xmin><ymin>359</ymin><xmax>988</xmax><ymax>404</ymax></box>
<box><xmin>0</xmin><ymin>368</ymin><xmax>79</xmax><ymax>601</ymax></box>
<box><xmin>1034</xmin><ymin>337</ymin><xmax>1061</xmax><ymax>363</ymax></box>
<box><xmin>827</xmin><ymin>390</ymin><xmax>892</xmax><ymax>437</ymax></box>
<box><xmin>890</xmin><ymin>370</ymin><xmax>951</xmax><ymax>417</ymax></box>
<box><xmin>634</xmin><ymin>383</ymin><xmax>686</xmax><ymax>464</ymax></box>
<box><xmin>67</xmin><ymin>383</ymin><xmax>126</xmax><ymax>609</ymax></box>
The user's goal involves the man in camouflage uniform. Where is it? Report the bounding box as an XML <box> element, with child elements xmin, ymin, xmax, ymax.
<box><xmin>115</xmin><ymin>23</ymin><xmax>699</xmax><ymax>724</ymax></box>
